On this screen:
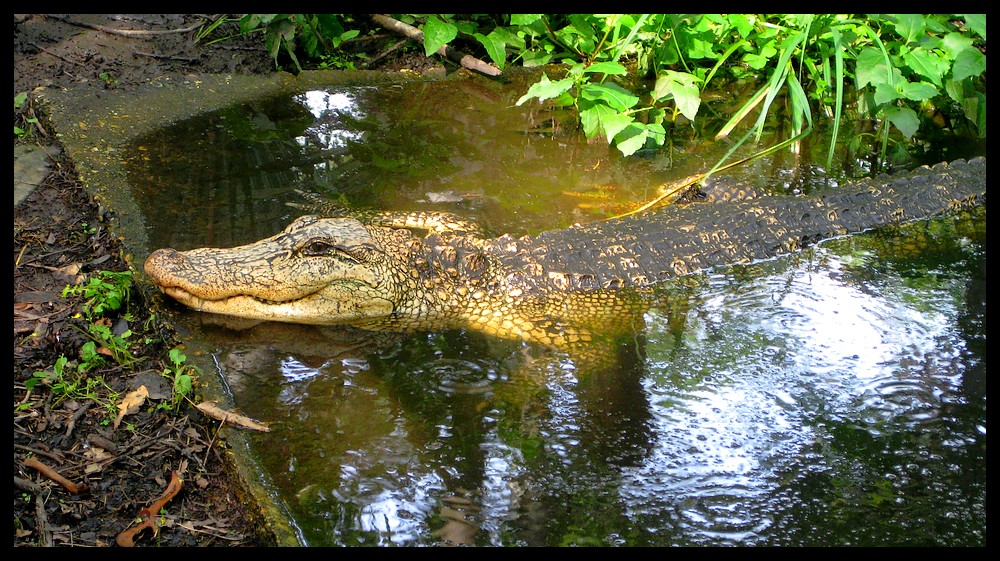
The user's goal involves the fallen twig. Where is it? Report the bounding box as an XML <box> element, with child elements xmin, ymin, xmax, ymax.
<box><xmin>116</xmin><ymin>470</ymin><xmax>184</xmax><ymax>547</ymax></box>
<box><xmin>29</xmin><ymin>43</ymin><xmax>87</xmax><ymax>67</ymax></box>
<box><xmin>23</xmin><ymin>456</ymin><xmax>89</xmax><ymax>495</ymax></box>
<box><xmin>64</xmin><ymin>401</ymin><xmax>92</xmax><ymax>438</ymax></box>
<box><xmin>370</xmin><ymin>14</ymin><xmax>501</xmax><ymax>77</ymax></box>
<box><xmin>45</xmin><ymin>15</ymin><xmax>206</xmax><ymax>38</ymax></box>
<box><xmin>363</xmin><ymin>38</ymin><xmax>409</xmax><ymax>68</ymax></box>
<box><xmin>196</xmin><ymin>401</ymin><xmax>271</xmax><ymax>432</ymax></box>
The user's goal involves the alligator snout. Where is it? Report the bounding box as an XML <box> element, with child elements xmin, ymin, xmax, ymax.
<box><xmin>144</xmin><ymin>248</ymin><xmax>188</xmax><ymax>286</ymax></box>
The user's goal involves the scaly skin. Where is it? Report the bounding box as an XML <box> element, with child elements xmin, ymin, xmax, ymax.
<box><xmin>145</xmin><ymin>157</ymin><xmax>986</xmax><ymax>346</ymax></box>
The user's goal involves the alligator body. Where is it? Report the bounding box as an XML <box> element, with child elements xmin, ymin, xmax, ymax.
<box><xmin>145</xmin><ymin>157</ymin><xmax>986</xmax><ymax>345</ymax></box>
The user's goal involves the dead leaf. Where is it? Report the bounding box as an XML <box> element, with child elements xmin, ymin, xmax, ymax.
<box><xmin>196</xmin><ymin>401</ymin><xmax>270</xmax><ymax>432</ymax></box>
<box><xmin>114</xmin><ymin>385</ymin><xmax>148</xmax><ymax>429</ymax></box>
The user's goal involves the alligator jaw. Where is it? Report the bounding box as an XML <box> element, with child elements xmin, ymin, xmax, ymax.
<box><xmin>156</xmin><ymin>282</ymin><xmax>394</xmax><ymax>326</ymax></box>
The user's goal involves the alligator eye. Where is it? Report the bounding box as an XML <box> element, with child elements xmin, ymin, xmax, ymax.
<box><xmin>300</xmin><ymin>240</ymin><xmax>334</xmax><ymax>256</ymax></box>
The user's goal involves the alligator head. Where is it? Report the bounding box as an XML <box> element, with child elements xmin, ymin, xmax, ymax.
<box><xmin>144</xmin><ymin>215</ymin><xmax>405</xmax><ymax>326</ymax></box>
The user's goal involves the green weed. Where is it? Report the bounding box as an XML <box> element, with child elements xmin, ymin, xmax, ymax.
<box><xmin>14</xmin><ymin>92</ymin><xmax>40</xmax><ymax>139</ymax></box>
<box><xmin>240</xmin><ymin>14</ymin><xmax>986</xmax><ymax>164</ymax></box>
<box><xmin>158</xmin><ymin>348</ymin><xmax>198</xmax><ymax>414</ymax></box>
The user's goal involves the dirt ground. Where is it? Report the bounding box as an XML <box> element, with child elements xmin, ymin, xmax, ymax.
<box><xmin>13</xmin><ymin>14</ymin><xmax>440</xmax><ymax>547</ymax></box>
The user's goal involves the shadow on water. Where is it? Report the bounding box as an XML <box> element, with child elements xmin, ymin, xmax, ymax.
<box><xmin>123</xmin><ymin>76</ymin><xmax>985</xmax><ymax>546</ymax></box>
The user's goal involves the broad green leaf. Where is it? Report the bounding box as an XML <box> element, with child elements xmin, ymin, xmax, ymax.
<box><xmin>952</xmin><ymin>47</ymin><xmax>986</xmax><ymax>82</ymax></box>
<box><xmin>856</xmin><ymin>47</ymin><xmax>889</xmax><ymax>88</ymax></box>
<box><xmin>873</xmin><ymin>82</ymin><xmax>901</xmax><ymax>105</ymax></box>
<box><xmin>614</xmin><ymin>122</ymin><xmax>667</xmax><ymax>156</ymax></box>
<box><xmin>892</xmin><ymin>14</ymin><xmax>925</xmax><ymax>43</ymax></box>
<box><xmin>884</xmin><ymin>106</ymin><xmax>919</xmax><ymax>138</ymax></box>
<box><xmin>652</xmin><ymin>71</ymin><xmax>701</xmax><ymax>121</ymax></box>
<box><xmin>516</xmin><ymin>74</ymin><xmax>574</xmax><ymax>105</ymax></box>
<box><xmin>474</xmin><ymin>32</ymin><xmax>506</xmax><ymax>70</ymax></box>
<box><xmin>961</xmin><ymin>14</ymin><xmax>986</xmax><ymax>40</ymax></box>
<box><xmin>944</xmin><ymin>77</ymin><xmax>966</xmax><ymax>104</ymax></box>
<box><xmin>579</xmin><ymin>103</ymin><xmax>632</xmax><ymax>142</ymax></box>
<box><xmin>422</xmin><ymin>16</ymin><xmax>457</xmax><ymax>57</ymax></box>
<box><xmin>613</xmin><ymin>123</ymin><xmax>648</xmax><ymax>156</ymax></box>
<box><xmin>729</xmin><ymin>14</ymin><xmax>754</xmax><ymax>38</ymax></box>
<box><xmin>582</xmin><ymin>61</ymin><xmax>627</xmax><ymax>75</ymax></box>
<box><xmin>940</xmin><ymin>31</ymin><xmax>974</xmax><ymax>60</ymax></box>
<box><xmin>902</xmin><ymin>48</ymin><xmax>949</xmax><ymax>86</ymax></box>
<box><xmin>687</xmin><ymin>37</ymin><xmax>716</xmax><ymax>59</ymax></box>
<box><xmin>580</xmin><ymin>82</ymin><xmax>639</xmax><ymax>111</ymax></box>
<box><xmin>511</xmin><ymin>14</ymin><xmax>542</xmax><ymax>26</ymax></box>
<box><xmin>899</xmin><ymin>80</ymin><xmax>938</xmax><ymax>101</ymax></box>
<box><xmin>520</xmin><ymin>49</ymin><xmax>554</xmax><ymax>67</ymax></box>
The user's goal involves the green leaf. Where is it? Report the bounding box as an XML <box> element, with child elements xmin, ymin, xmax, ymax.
<box><xmin>899</xmin><ymin>80</ymin><xmax>938</xmax><ymax>101</ymax></box>
<box><xmin>511</xmin><ymin>14</ymin><xmax>542</xmax><ymax>26</ymax></box>
<box><xmin>652</xmin><ymin>70</ymin><xmax>701</xmax><ymax>121</ymax></box>
<box><xmin>474</xmin><ymin>31</ymin><xmax>506</xmax><ymax>70</ymax></box>
<box><xmin>902</xmin><ymin>48</ymin><xmax>950</xmax><ymax>86</ymax></box>
<box><xmin>516</xmin><ymin>74</ymin><xmax>574</xmax><ymax>106</ymax></box>
<box><xmin>884</xmin><ymin>106</ymin><xmax>919</xmax><ymax>138</ymax></box>
<box><xmin>951</xmin><ymin>47</ymin><xmax>986</xmax><ymax>82</ymax></box>
<box><xmin>613</xmin><ymin>124</ymin><xmax>648</xmax><ymax>156</ymax></box>
<box><xmin>856</xmin><ymin>47</ymin><xmax>889</xmax><ymax>88</ymax></box>
<box><xmin>940</xmin><ymin>31</ymin><xmax>974</xmax><ymax>60</ymax></box>
<box><xmin>961</xmin><ymin>14</ymin><xmax>986</xmax><ymax>40</ymax></box>
<box><xmin>579</xmin><ymin>104</ymin><xmax>633</xmax><ymax>144</ymax></box>
<box><xmin>422</xmin><ymin>16</ymin><xmax>457</xmax><ymax>57</ymax></box>
<box><xmin>520</xmin><ymin>49</ymin><xmax>554</xmax><ymax>67</ymax></box>
<box><xmin>873</xmin><ymin>82</ymin><xmax>901</xmax><ymax>105</ymax></box>
<box><xmin>892</xmin><ymin>14</ymin><xmax>925</xmax><ymax>43</ymax></box>
<box><xmin>582</xmin><ymin>61</ymin><xmax>627</xmax><ymax>75</ymax></box>
<box><xmin>580</xmin><ymin>82</ymin><xmax>639</xmax><ymax>112</ymax></box>
<box><xmin>614</xmin><ymin>122</ymin><xmax>666</xmax><ymax>157</ymax></box>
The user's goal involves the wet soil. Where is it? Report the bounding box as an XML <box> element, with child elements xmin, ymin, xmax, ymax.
<box><xmin>13</xmin><ymin>14</ymin><xmax>441</xmax><ymax>547</ymax></box>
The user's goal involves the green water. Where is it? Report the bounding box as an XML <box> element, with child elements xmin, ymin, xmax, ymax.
<box><xmin>124</xmin><ymin>78</ymin><xmax>986</xmax><ymax>546</ymax></box>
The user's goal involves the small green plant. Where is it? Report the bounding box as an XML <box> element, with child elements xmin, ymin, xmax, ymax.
<box><xmin>23</xmin><ymin>355</ymin><xmax>121</xmax><ymax>414</ymax></box>
<box><xmin>158</xmin><ymin>348</ymin><xmax>197</xmax><ymax>413</ymax></box>
<box><xmin>14</xmin><ymin>92</ymin><xmax>40</xmax><ymax>139</ymax></box>
<box><xmin>63</xmin><ymin>270</ymin><xmax>132</xmax><ymax>320</ymax></box>
<box><xmin>83</xmin><ymin>321</ymin><xmax>137</xmax><ymax>366</ymax></box>
<box><xmin>63</xmin><ymin>270</ymin><xmax>139</xmax><ymax>366</ymax></box>
<box><xmin>98</xmin><ymin>71</ymin><xmax>118</xmax><ymax>86</ymax></box>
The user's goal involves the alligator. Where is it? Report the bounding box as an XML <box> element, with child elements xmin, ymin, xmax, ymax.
<box><xmin>144</xmin><ymin>157</ymin><xmax>986</xmax><ymax>346</ymax></box>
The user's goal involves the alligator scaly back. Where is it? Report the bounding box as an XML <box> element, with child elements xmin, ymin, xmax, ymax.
<box><xmin>480</xmin><ymin>157</ymin><xmax>985</xmax><ymax>294</ymax></box>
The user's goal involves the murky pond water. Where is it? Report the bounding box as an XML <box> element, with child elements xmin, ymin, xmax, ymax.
<box><xmin>124</xmin><ymin>77</ymin><xmax>985</xmax><ymax>546</ymax></box>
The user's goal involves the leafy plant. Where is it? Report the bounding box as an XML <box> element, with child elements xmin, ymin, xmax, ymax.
<box><xmin>63</xmin><ymin>270</ymin><xmax>132</xmax><ymax>320</ymax></box>
<box><xmin>23</xmin><ymin>355</ymin><xmax>121</xmax><ymax>414</ymax></box>
<box><xmin>14</xmin><ymin>92</ymin><xmax>40</xmax><ymax>139</ymax></box>
<box><xmin>239</xmin><ymin>14</ymin><xmax>359</xmax><ymax>73</ymax></box>
<box><xmin>158</xmin><ymin>348</ymin><xmax>197</xmax><ymax>413</ymax></box>
<box><xmin>62</xmin><ymin>270</ymin><xmax>138</xmax><ymax>366</ymax></box>
<box><xmin>241</xmin><ymin>14</ymin><xmax>986</xmax><ymax>163</ymax></box>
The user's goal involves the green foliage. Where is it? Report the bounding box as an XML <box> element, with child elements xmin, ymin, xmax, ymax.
<box><xmin>63</xmin><ymin>270</ymin><xmax>132</xmax><ymax>320</ymax></box>
<box><xmin>239</xmin><ymin>14</ymin><xmax>359</xmax><ymax>73</ymax></box>
<box><xmin>62</xmin><ymin>270</ymin><xmax>138</xmax><ymax>366</ymax></box>
<box><xmin>22</xmin><ymin>354</ymin><xmax>122</xmax><ymax>415</ymax></box>
<box><xmin>14</xmin><ymin>92</ymin><xmax>40</xmax><ymax>139</ymax></box>
<box><xmin>241</xmin><ymin>14</ymin><xmax>986</xmax><ymax>161</ymax></box>
<box><xmin>158</xmin><ymin>348</ymin><xmax>197</xmax><ymax>413</ymax></box>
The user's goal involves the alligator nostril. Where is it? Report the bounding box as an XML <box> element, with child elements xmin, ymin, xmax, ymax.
<box><xmin>144</xmin><ymin>248</ymin><xmax>186</xmax><ymax>279</ymax></box>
